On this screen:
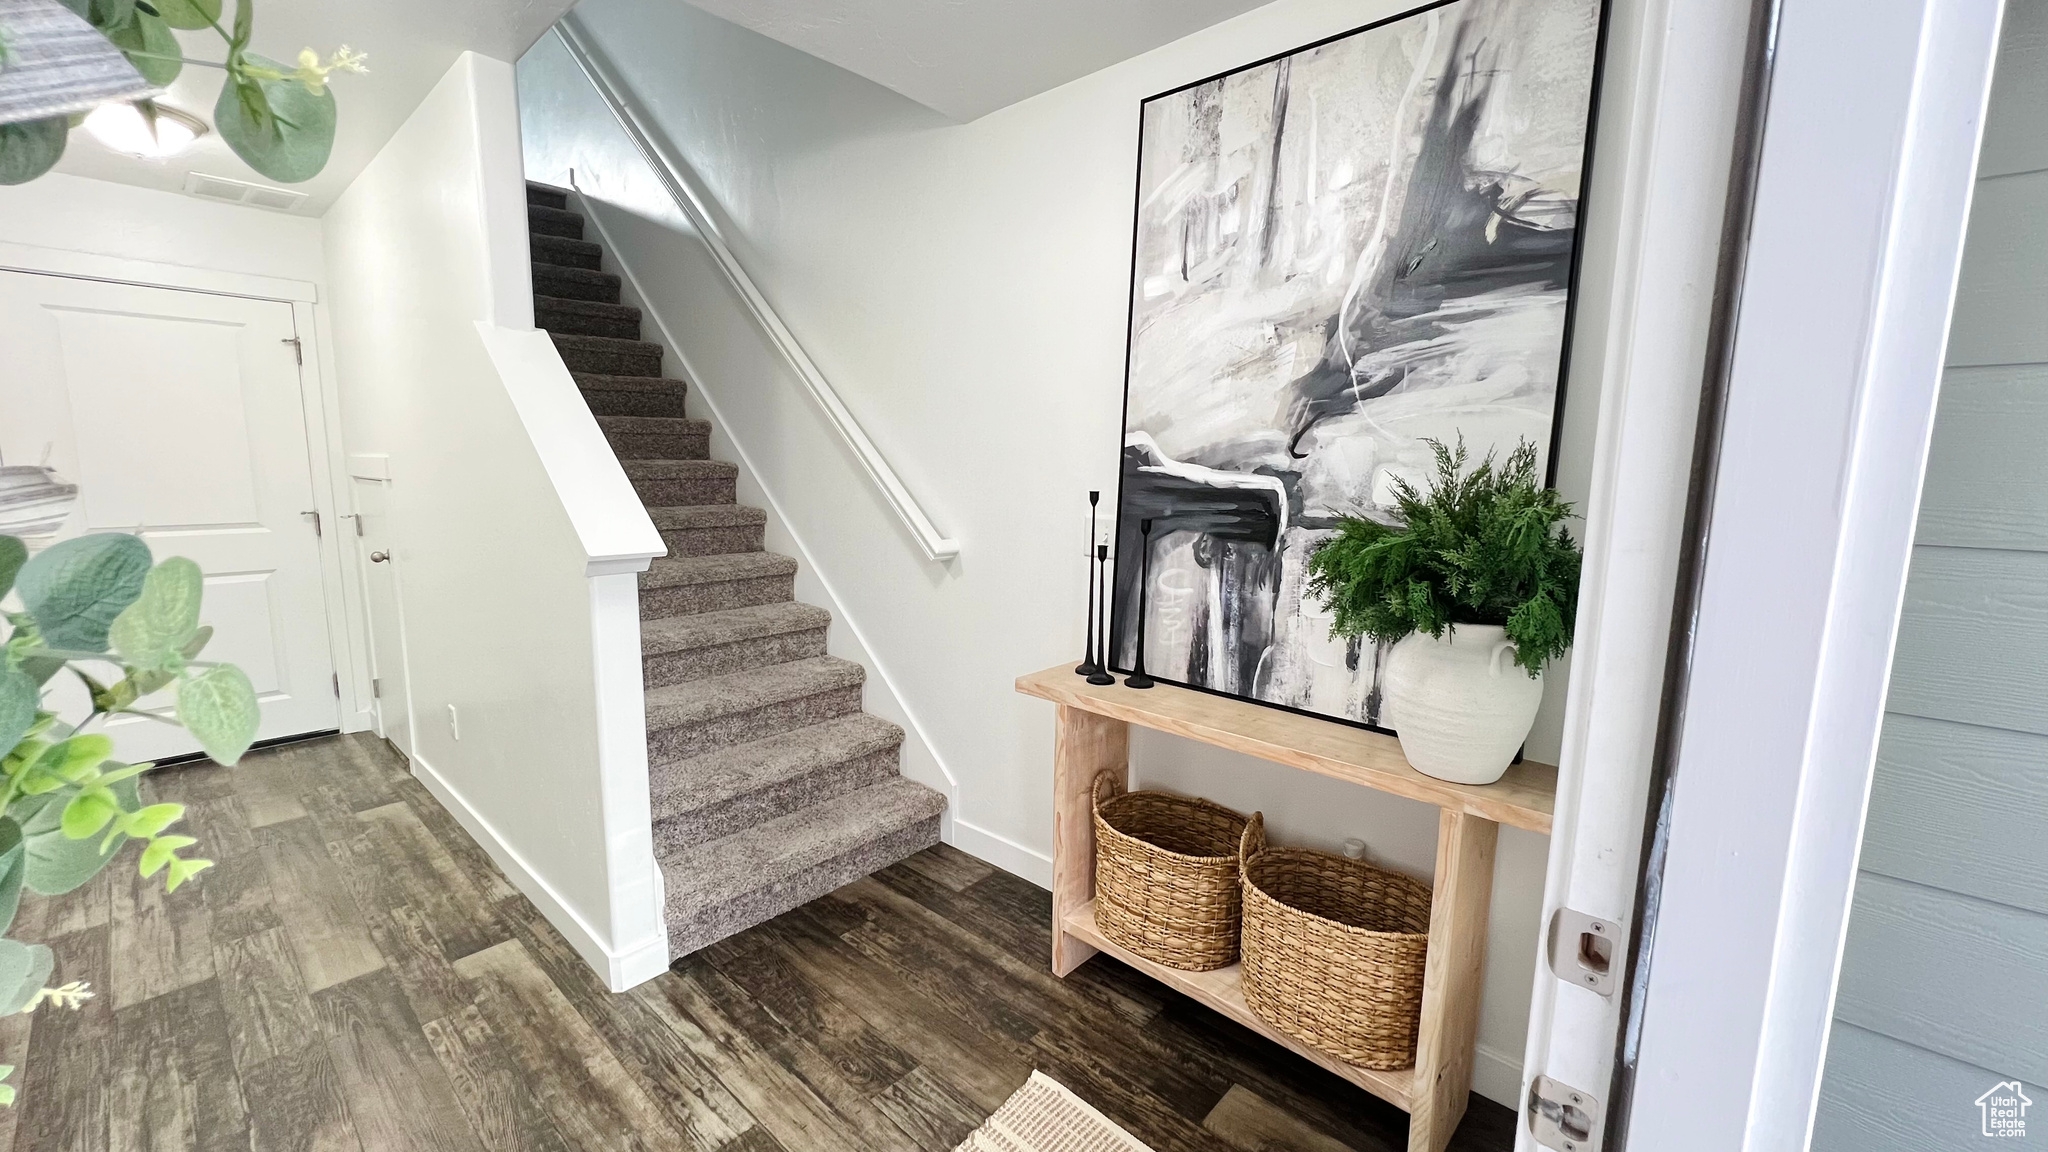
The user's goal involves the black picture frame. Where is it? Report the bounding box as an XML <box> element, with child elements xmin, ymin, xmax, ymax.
<box><xmin>1106</xmin><ymin>0</ymin><xmax>1616</xmax><ymax>733</ymax></box>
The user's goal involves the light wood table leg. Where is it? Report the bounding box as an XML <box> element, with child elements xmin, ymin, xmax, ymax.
<box><xmin>1051</xmin><ymin>704</ymin><xmax>1128</xmax><ymax>976</ymax></box>
<box><xmin>1408</xmin><ymin>808</ymin><xmax>1500</xmax><ymax>1152</ymax></box>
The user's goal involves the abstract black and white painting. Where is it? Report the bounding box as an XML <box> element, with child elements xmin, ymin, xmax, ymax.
<box><xmin>1108</xmin><ymin>0</ymin><xmax>1605</xmax><ymax>728</ymax></box>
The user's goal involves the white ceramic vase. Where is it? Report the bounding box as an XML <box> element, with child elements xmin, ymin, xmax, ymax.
<box><xmin>1381</xmin><ymin>624</ymin><xmax>1544</xmax><ymax>786</ymax></box>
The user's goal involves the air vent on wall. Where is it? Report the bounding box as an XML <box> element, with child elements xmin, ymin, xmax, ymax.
<box><xmin>182</xmin><ymin>171</ymin><xmax>308</xmax><ymax>212</ymax></box>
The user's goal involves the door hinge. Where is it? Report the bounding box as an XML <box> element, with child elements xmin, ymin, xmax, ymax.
<box><xmin>1547</xmin><ymin>908</ymin><xmax>1623</xmax><ymax>996</ymax></box>
<box><xmin>302</xmin><ymin>509</ymin><xmax>322</xmax><ymax>538</ymax></box>
<box><xmin>331</xmin><ymin>672</ymin><xmax>340</xmax><ymax>698</ymax></box>
<box><xmin>282</xmin><ymin>336</ymin><xmax>303</xmax><ymax>365</ymax></box>
<box><xmin>371</xmin><ymin>678</ymin><xmax>381</xmax><ymax>699</ymax></box>
<box><xmin>1528</xmin><ymin>1076</ymin><xmax>1603</xmax><ymax>1152</ymax></box>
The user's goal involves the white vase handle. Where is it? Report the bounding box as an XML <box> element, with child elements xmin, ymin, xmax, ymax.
<box><xmin>1490</xmin><ymin>639</ymin><xmax>1518</xmax><ymax>679</ymax></box>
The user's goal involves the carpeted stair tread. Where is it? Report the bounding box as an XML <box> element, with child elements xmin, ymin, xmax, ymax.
<box><xmin>525</xmin><ymin>181</ymin><xmax>568</xmax><ymax>210</ymax></box>
<box><xmin>536</xmin><ymin>295</ymin><xmax>642</xmax><ymax>339</ymax></box>
<box><xmin>550</xmin><ymin>332</ymin><xmax>665</xmax><ymax>376</ymax></box>
<box><xmin>533</xmin><ymin>264</ymin><xmax>621</xmax><ymax>304</ymax></box>
<box><xmin>659</xmin><ymin>777</ymin><xmax>945</xmax><ymax>954</ymax></box>
<box><xmin>598</xmin><ymin>414</ymin><xmax>708</xmax><ymax>437</ymax></box>
<box><xmin>642</xmin><ymin>601</ymin><xmax>829</xmax><ymax>656</ymax></box>
<box><xmin>647</xmin><ymin>504</ymin><xmax>765</xmax><ymax>531</ymax></box>
<box><xmin>531</xmin><ymin>233</ymin><xmax>602</xmax><ymax>270</ymax></box>
<box><xmin>644</xmin><ymin>655</ymin><xmax>863</xmax><ymax>732</ymax></box>
<box><xmin>642</xmin><ymin>551</ymin><xmax>793</xmax><ymax>589</ymax></box>
<box><xmin>622</xmin><ymin>458</ymin><xmax>736</xmax><ymax>480</ymax></box>
<box><xmin>649</xmin><ymin>713</ymin><xmax>904</xmax><ymax>826</ymax></box>
<box><xmin>573</xmin><ymin>372</ymin><xmax>677</xmax><ymax>394</ymax></box>
<box><xmin>527</xmin><ymin>204</ymin><xmax>583</xmax><ymax>239</ymax></box>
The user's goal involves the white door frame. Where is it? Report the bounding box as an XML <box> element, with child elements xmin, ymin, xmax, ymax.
<box><xmin>0</xmin><ymin>241</ymin><xmax>376</xmax><ymax>740</ymax></box>
<box><xmin>1604</xmin><ymin>1</ymin><xmax>2004</xmax><ymax>1150</ymax></box>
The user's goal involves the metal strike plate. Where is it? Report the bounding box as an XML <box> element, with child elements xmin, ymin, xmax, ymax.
<box><xmin>1548</xmin><ymin>907</ymin><xmax>1622</xmax><ymax>996</ymax></box>
<box><xmin>1528</xmin><ymin>1075</ymin><xmax>1603</xmax><ymax>1152</ymax></box>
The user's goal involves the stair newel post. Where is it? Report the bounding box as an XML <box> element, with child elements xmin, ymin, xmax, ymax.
<box><xmin>1077</xmin><ymin>491</ymin><xmax>1102</xmax><ymax>677</ymax></box>
<box><xmin>1125</xmin><ymin>518</ymin><xmax>1156</xmax><ymax>689</ymax></box>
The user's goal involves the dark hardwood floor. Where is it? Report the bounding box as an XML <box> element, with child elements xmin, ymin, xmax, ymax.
<box><xmin>0</xmin><ymin>733</ymin><xmax>1516</xmax><ymax>1151</ymax></box>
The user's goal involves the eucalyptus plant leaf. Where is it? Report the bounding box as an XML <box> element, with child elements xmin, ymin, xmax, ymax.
<box><xmin>108</xmin><ymin>557</ymin><xmax>203</xmax><ymax>671</ymax></box>
<box><xmin>180</xmin><ymin>625</ymin><xmax>213</xmax><ymax>660</ymax></box>
<box><xmin>215</xmin><ymin>58</ymin><xmax>334</xmax><ymax>183</ymax></box>
<box><xmin>0</xmin><ymin>821</ymin><xmax>23</xmax><ymax>939</ymax></box>
<box><xmin>0</xmin><ymin>668</ymin><xmax>35</xmax><ymax>760</ymax></box>
<box><xmin>0</xmin><ymin>118</ymin><xmax>67</xmax><ymax>187</ymax></box>
<box><xmin>177</xmin><ymin>664</ymin><xmax>258</xmax><ymax>765</ymax></box>
<box><xmin>15</xmin><ymin>775</ymin><xmax>139</xmax><ymax>895</ymax></box>
<box><xmin>106</xmin><ymin>13</ymin><xmax>180</xmax><ymax>86</ymax></box>
<box><xmin>0</xmin><ymin>939</ymin><xmax>52</xmax><ymax>1016</ymax></box>
<box><xmin>14</xmin><ymin>534</ymin><xmax>152</xmax><ymax>653</ymax></box>
<box><xmin>0</xmin><ymin>538</ymin><xmax>25</xmax><ymax>600</ymax></box>
<box><xmin>18</xmin><ymin>656</ymin><xmax>64</xmax><ymax>688</ymax></box>
<box><xmin>55</xmin><ymin>0</ymin><xmax>90</xmax><ymax>17</ymax></box>
<box><xmin>151</xmin><ymin>0</ymin><xmax>220</xmax><ymax>31</ymax></box>
<box><xmin>87</xmin><ymin>0</ymin><xmax>134</xmax><ymax>31</ymax></box>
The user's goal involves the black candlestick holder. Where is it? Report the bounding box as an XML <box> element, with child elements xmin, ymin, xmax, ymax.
<box><xmin>1076</xmin><ymin>491</ymin><xmax>1102</xmax><ymax>677</ymax></box>
<box><xmin>1125</xmin><ymin>518</ymin><xmax>1156</xmax><ymax>689</ymax></box>
<box><xmin>1086</xmin><ymin>543</ymin><xmax>1115</xmax><ymax>686</ymax></box>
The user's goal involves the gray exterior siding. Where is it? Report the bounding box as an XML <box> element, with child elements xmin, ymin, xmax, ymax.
<box><xmin>1814</xmin><ymin>2</ymin><xmax>2048</xmax><ymax>1147</ymax></box>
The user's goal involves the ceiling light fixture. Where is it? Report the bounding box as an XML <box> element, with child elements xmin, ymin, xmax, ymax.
<box><xmin>83</xmin><ymin>102</ymin><xmax>209</xmax><ymax>159</ymax></box>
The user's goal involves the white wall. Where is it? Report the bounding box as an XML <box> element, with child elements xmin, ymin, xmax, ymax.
<box><xmin>0</xmin><ymin>171</ymin><xmax>325</xmax><ymax>284</ymax></box>
<box><xmin>517</xmin><ymin>0</ymin><xmax>1622</xmax><ymax>1104</ymax></box>
<box><xmin>325</xmin><ymin>51</ymin><xmax>669</xmax><ymax>990</ymax></box>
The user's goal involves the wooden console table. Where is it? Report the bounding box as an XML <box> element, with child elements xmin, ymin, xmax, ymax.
<box><xmin>1016</xmin><ymin>665</ymin><xmax>1556</xmax><ymax>1152</ymax></box>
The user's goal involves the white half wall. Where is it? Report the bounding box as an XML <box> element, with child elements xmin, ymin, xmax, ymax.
<box><xmin>325</xmin><ymin>52</ymin><xmax>668</xmax><ymax>990</ymax></box>
<box><xmin>516</xmin><ymin>0</ymin><xmax>1632</xmax><ymax>1102</ymax></box>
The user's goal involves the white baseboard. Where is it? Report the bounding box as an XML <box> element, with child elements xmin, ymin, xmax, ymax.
<box><xmin>407</xmin><ymin>751</ymin><xmax>668</xmax><ymax>991</ymax></box>
<box><xmin>1471</xmin><ymin>1041</ymin><xmax>1525</xmax><ymax>1109</ymax></box>
<box><xmin>947</xmin><ymin>817</ymin><xmax>1052</xmax><ymax>889</ymax></box>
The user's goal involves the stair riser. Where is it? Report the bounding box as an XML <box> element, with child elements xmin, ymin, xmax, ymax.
<box><xmin>526</xmin><ymin>185</ymin><xmax>568</xmax><ymax>210</ymax></box>
<box><xmin>631</xmin><ymin>476</ymin><xmax>736</xmax><ymax>506</ymax></box>
<box><xmin>644</xmin><ymin>628</ymin><xmax>828</xmax><ymax>690</ymax></box>
<box><xmin>649</xmin><ymin>686</ymin><xmax>863</xmax><ymax>763</ymax></box>
<box><xmin>667</xmin><ymin>812</ymin><xmax>941</xmax><ymax>957</ymax></box>
<box><xmin>639</xmin><ymin>574</ymin><xmax>793</xmax><ymax>619</ymax></box>
<box><xmin>531</xmin><ymin>236</ymin><xmax>602</xmax><ymax>271</ymax></box>
<box><xmin>607</xmin><ymin>432</ymin><xmax>710</xmax><ymax>460</ymax></box>
<box><xmin>582</xmin><ymin>387</ymin><xmax>687</xmax><ymax>419</ymax></box>
<box><xmin>528</xmin><ymin>207</ymin><xmax>583</xmax><ymax>240</ymax></box>
<box><xmin>657</xmin><ymin>523</ymin><xmax>764</xmax><ymax>558</ymax></box>
<box><xmin>652</xmin><ymin>746</ymin><xmax>901</xmax><ymax>850</ymax></box>
<box><xmin>556</xmin><ymin>343</ymin><xmax>663</xmax><ymax>377</ymax></box>
<box><xmin>537</xmin><ymin>309</ymin><xmax>640</xmax><ymax>340</ymax></box>
<box><xmin>533</xmin><ymin>267</ymin><xmax>621</xmax><ymax>304</ymax></box>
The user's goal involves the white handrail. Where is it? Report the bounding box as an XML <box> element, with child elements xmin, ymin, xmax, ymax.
<box><xmin>551</xmin><ymin>16</ymin><xmax>961</xmax><ymax>563</ymax></box>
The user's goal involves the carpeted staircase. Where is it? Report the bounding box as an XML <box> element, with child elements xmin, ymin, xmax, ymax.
<box><xmin>524</xmin><ymin>181</ymin><xmax>946</xmax><ymax>957</ymax></box>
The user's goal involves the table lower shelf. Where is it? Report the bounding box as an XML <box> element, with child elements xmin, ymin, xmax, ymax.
<box><xmin>1060</xmin><ymin>899</ymin><xmax>1418</xmax><ymax>1111</ymax></box>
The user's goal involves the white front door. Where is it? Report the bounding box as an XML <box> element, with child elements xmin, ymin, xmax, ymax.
<box><xmin>0</xmin><ymin>269</ymin><xmax>340</xmax><ymax>761</ymax></box>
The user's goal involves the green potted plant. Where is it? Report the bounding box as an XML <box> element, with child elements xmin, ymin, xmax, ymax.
<box><xmin>1306</xmin><ymin>438</ymin><xmax>1582</xmax><ymax>784</ymax></box>
<box><xmin>0</xmin><ymin>531</ymin><xmax>258</xmax><ymax>1105</ymax></box>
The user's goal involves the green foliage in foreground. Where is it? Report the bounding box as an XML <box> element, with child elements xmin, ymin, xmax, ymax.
<box><xmin>0</xmin><ymin>0</ymin><xmax>365</xmax><ymax>185</ymax></box>
<box><xmin>1306</xmin><ymin>439</ymin><xmax>1583</xmax><ymax>677</ymax></box>
<box><xmin>0</xmin><ymin>532</ymin><xmax>260</xmax><ymax>1105</ymax></box>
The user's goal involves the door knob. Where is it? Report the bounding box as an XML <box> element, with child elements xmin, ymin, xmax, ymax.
<box><xmin>369</xmin><ymin>550</ymin><xmax>389</xmax><ymax>563</ymax></box>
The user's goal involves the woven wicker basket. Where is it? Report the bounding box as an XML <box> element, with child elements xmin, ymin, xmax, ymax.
<box><xmin>1238</xmin><ymin>812</ymin><xmax>1434</xmax><ymax>1069</ymax></box>
<box><xmin>1091</xmin><ymin>772</ymin><xmax>1249</xmax><ymax>971</ymax></box>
